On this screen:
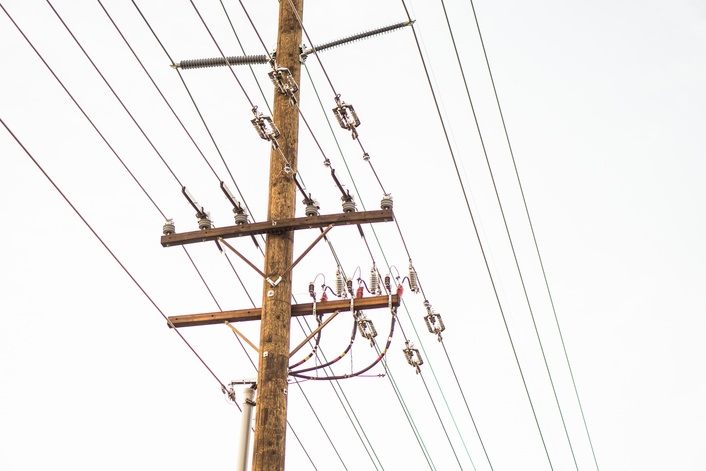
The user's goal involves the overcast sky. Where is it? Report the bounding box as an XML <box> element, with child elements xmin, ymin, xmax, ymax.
<box><xmin>2</xmin><ymin>1</ymin><xmax>705</xmax><ymax>470</ymax></box>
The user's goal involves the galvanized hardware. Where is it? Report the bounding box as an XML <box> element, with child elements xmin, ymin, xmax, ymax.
<box><xmin>355</xmin><ymin>310</ymin><xmax>377</xmax><ymax>347</ymax></box>
<box><xmin>269</xmin><ymin>66</ymin><xmax>298</xmax><ymax>103</ymax></box>
<box><xmin>251</xmin><ymin>107</ymin><xmax>280</xmax><ymax>145</ymax></box>
<box><xmin>332</xmin><ymin>94</ymin><xmax>360</xmax><ymax>139</ymax></box>
<box><xmin>403</xmin><ymin>340</ymin><xmax>423</xmax><ymax>374</ymax></box>
<box><xmin>424</xmin><ymin>301</ymin><xmax>445</xmax><ymax>341</ymax></box>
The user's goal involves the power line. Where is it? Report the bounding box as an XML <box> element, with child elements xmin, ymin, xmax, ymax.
<box><xmin>269</xmin><ymin>4</ymin><xmax>477</xmax><ymax>467</ymax></box>
<box><xmin>436</xmin><ymin>0</ymin><xmax>579</xmax><ymax>468</ymax></box>
<box><xmin>1</xmin><ymin>115</ymin><xmax>227</xmax><ymax>392</ymax></box>
<box><xmin>465</xmin><ymin>0</ymin><xmax>600</xmax><ymax>467</ymax></box>
<box><xmin>398</xmin><ymin>1</ymin><xmax>555</xmax><ymax>468</ymax></box>
<box><xmin>302</xmin><ymin>56</ymin><xmax>490</xmax><ymax>471</ymax></box>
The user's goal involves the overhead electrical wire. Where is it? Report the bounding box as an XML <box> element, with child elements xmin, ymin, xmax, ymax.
<box><xmin>259</xmin><ymin>1</ymin><xmax>482</xmax><ymax>467</ymax></box>
<box><xmin>124</xmin><ymin>3</ymin><xmax>380</xmax><ymax>467</ymax></box>
<box><xmin>7</xmin><ymin>3</ymin><xmax>319</xmax><ymax>466</ymax></box>
<box><xmin>1</xmin><ymin>115</ymin><xmax>228</xmax><ymax>393</ymax></box>
<box><xmin>435</xmin><ymin>0</ymin><xmax>580</xmax><ymax>468</ymax></box>
<box><xmin>259</xmin><ymin>1</ymin><xmax>484</xmax><ymax>467</ymax></box>
<box><xmin>398</xmin><ymin>0</ymin><xmax>555</xmax><ymax>468</ymax></box>
<box><xmin>129</xmin><ymin>0</ymin><xmax>259</xmax><ymax>228</ymax></box>
<box><xmin>464</xmin><ymin>0</ymin><xmax>601</xmax><ymax>468</ymax></box>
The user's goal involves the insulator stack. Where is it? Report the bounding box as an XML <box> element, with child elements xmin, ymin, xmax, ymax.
<box><xmin>234</xmin><ymin>211</ymin><xmax>249</xmax><ymax>225</ymax></box>
<box><xmin>380</xmin><ymin>193</ymin><xmax>393</xmax><ymax>210</ymax></box>
<box><xmin>198</xmin><ymin>212</ymin><xmax>213</xmax><ymax>230</ymax></box>
<box><xmin>335</xmin><ymin>268</ymin><xmax>344</xmax><ymax>297</ymax></box>
<box><xmin>408</xmin><ymin>262</ymin><xmax>420</xmax><ymax>293</ymax></box>
<box><xmin>304</xmin><ymin>196</ymin><xmax>320</xmax><ymax>217</ymax></box>
<box><xmin>403</xmin><ymin>341</ymin><xmax>423</xmax><ymax>374</ymax></box>
<box><xmin>341</xmin><ymin>191</ymin><xmax>356</xmax><ymax>213</ymax></box>
<box><xmin>369</xmin><ymin>266</ymin><xmax>380</xmax><ymax>294</ymax></box>
<box><xmin>162</xmin><ymin>219</ymin><xmax>175</xmax><ymax>236</ymax></box>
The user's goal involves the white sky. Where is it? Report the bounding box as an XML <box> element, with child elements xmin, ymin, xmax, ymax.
<box><xmin>1</xmin><ymin>1</ymin><xmax>705</xmax><ymax>470</ymax></box>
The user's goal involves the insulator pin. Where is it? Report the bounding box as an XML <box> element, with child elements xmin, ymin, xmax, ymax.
<box><xmin>332</xmin><ymin>95</ymin><xmax>360</xmax><ymax>139</ymax></box>
<box><xmin>198</xmin><ymin>212</ymin><xmax>213</xmax><ymax>230</ymax></box>
<box><xmin>380</xmin><ymin>194</ymin><xmax>393</xmax><ymax>211</ymax></box>
<box><xmin>308</xmin><ymin>282</ymin><xmax>316</xmax><ymax>300</ymax></box>
<box><xmin>162</xmin><ymin>219</ymin><xmax>175</xmax><ymax>236</ymax></box>
<box><xmin>384</xmin><ymin>275</ymin><xmax>391</xmax><ymax>294</ymax></box>
<box><xmin>232</xmin><ymin>205</ymin><xmax>249</xmax><ymax>225</ymax></box>
<box><xmin>403</xmin><ymin>341</ymin><xmax>423</xmax><ymax>374</ymax></box>
<box><xmin>304</xmin><ymin>196</ymin><xmax>320</xmax><ymax>217</ymax></box>
<box><xmin>341</xmin><ymin>191</ymin><xmax>356</xmax><ymax>213</ymax></box>
<box><xmin>346</xmin><ymin>279</ymin><xmax>353</xmax><ymax>297</ymax></box>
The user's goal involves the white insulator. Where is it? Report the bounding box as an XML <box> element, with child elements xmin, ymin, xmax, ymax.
<box><xmin>198</xmin><ymin>213</ymin><xmax>213</xmax><ymax>230</ymax></box>
<box><xmin>369</xmin><ymin>267</ymin><xmax>379</xmax><ymax>294</ymax></box>
<box><xmin>380</xmin><ymin>194</ymin><xmax>393</xmax><ymax>211</ymax></box>
<box><xmin>162</xmin><ymin>219</ymin><xmax>175</xmax><ymax>236</ymax></box>
<box><xmin>305</xmin><ymin>200</ymin><xmax>320</xmax><ymax>217</ymax></box>
<box><xmin>335</xmin><ymin>268</ymin><xmax>344</xmax><ymax>297</ymax></box>
<box><xmin>342</xmin><ymin>198</ymin><xmax>356</xmax><ymax>213</ymax></box>
<box><xmin>234</xmin><ymin>211</ymin><xmax>249</xmax><ymax>225</ymax></box>
<box><xmin>408</xmin><ymin>262</ymin><xmax>420</xmax><ymax>293</ymax></box>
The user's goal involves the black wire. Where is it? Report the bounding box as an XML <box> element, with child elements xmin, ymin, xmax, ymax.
<box><xmin>97</xmin><ymin>1</ymin><xmax>235</xmax><ymax>194</ymax></box>
<box><xmin>129</xmin><ymin>0</ymin><xmax>261</xmax><ymax>237</ymax></box>
<box><xmin>282</xmin><ymin>0</ymin><xmax>337</xmax><ymax>96</ymax></box>
<box><xmin>302</xmin><ymin>61</ymin><xmax>484</xmax><ymax>468</ymax></box>
<box><xmin>188</xmin><ymin>0</ymin><xmax>255</xmax><ymax>107</ymax></box>
<box><xmin>374</xmin><ymin>343</ymin><xmax>436</xmax><ymax>471</ymax></box>
<box><xmin>1</xmin><ymin>116</ymin><xmax>227</xmax><ymax>391</ymax></box>
<box><xmin>399</xmin><ymin>1</ymin><xmax>555</xmax><ymax>468</ymax></box>
<box><xmin>465</xmin><ymin>0</ymin><xmax>601</xmax><ymax>467</ymax></box>
<box><xmin>2</xmin><ymin>3</ymin><xmax>166</xmax><ymax>220</ymax></box>
<box><xmin>219</xmin><ymin>0</ymin><xmax>273</xmax><ymax>115</ymax></box>
<box><xmin>437</xmin><ymin>0</ymin><xmax>579</xmax><ymax>467</ymax></box>
<box><xmin>46</xmin><ymin>0</ymin><xmax>184</xmax><ymax>189</ymax></box>
<box><xmin>295</xmin><ymin>317</ymin><xmax>385</xmax><ymax>471</ymax></box>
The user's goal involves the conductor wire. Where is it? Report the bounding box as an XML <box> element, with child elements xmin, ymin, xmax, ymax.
<box><xmin>400</xmin><ymin>1</ymin><xmax>554</xmax><ymax>468</ymax></box>
<box><xmin>1</xmin><ymin>116</ymin><xmax>227</xmax><ymax>392</ymax></box>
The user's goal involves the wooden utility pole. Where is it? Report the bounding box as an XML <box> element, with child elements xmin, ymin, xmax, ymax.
<box><xmin>161</xmin><ymin>2</ymin><xmax>407</xmax><ymax>469</ymax></box>
<box><xmin>253</xmin><ymin>1</ymin><xmax>303</xmax><ymax>469</ymax></box>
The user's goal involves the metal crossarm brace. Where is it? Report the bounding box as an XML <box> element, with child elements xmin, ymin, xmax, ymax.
<box><xmin>167</xmin><ymin>295</ymin><xmax>401</xmax><ymax>328</ymax></box>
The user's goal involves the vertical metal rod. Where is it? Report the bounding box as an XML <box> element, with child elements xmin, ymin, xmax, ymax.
<box><xmin>237</xmin><ymin>386</ymin><xmax>256</xmax><ymax>471</ymax></box>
